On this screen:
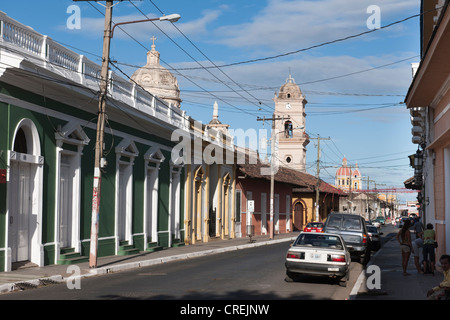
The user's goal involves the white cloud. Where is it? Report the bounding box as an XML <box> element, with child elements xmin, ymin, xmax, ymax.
<box><xmin>209</xmin><ymin>0</ymin><xmax>419</xmax><ymax>52</ymax></box>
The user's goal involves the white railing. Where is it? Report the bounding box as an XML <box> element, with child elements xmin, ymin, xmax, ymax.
<box><xmin>0</xmin><ymin>11</ymin><xmax>189</xmax><ymax>131</ymax></box>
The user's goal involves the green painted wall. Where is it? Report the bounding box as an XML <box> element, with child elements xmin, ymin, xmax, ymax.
<box><xmin>0</xmin><ymin>80</ymin><xmax>187</xmax><ymax>270</ymax></box>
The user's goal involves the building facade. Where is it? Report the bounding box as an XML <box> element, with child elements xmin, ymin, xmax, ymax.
<box><xmin>0</xmin><ymin>11</ymin><xmax>237</xmax><ymax>272</ymax></box>
<box><xmin>404</xmin><ymin>0</ymin><xmax>450</xmax><ymax>259</ymax></box>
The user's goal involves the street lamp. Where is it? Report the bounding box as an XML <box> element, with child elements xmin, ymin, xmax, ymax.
<box><xmin>111</xmin><ymin>14</ymin><xmax>181</xmax><ymax>38</ymax></box>
<box><xmin>86</xmin><ymin>0</ymin><xmax>180</xmax><ymax>269</ymax></box>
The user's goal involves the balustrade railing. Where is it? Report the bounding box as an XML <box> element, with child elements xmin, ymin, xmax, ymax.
<box><xmin>0</xmin><ymin>10</ymin><xmax>189</xmax><ymax>130</ymax></box>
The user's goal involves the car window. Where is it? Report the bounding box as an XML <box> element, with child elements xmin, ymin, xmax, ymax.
<box><xmin>295</xmin><ymin>233</ymin><xmax>343</xmax><ymax>249</ymax></box>
<box><xmin>326</xmin><ymin>215</ymin><xmax>341</xmax><ymax>229</ymax></box>
<box><xmin>367</xmin><ymin>226</ymin><xmax>377</xmax><ymax>233</ymax></box>
<box><xmin>342</xmin><ymin>217</ymin><xmax>362</xmax><ymax>230</ymax></box>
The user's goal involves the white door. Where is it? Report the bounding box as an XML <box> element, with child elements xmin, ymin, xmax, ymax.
<box><xmin>118</xmin><ymin>164</ymin><xmax>127</xmax><ymax>240</ymax></box>
<box><xmin>146</xmin><ymin>168</ymin><xmax>157</xmax><ymax>242</ymax></box>
<box><xmin>9</xmin><ymin>161</ymin><xmax>32</xmax><ymax>262</ymax></box>
<box><xmin>59</xmin><ymin>155</ymin><xmax>73</xmax><ymax>248</ymax></box>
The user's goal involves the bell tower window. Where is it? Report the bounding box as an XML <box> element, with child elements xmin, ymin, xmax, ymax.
<box><xmin>284</xmin><ymin>121</ymin><xmax>293</xmax><ymax>138</ymax></box>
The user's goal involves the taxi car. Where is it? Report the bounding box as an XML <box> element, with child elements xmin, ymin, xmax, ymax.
<box><xmin>285</xmin><ymin>232</ymin><xmax>350</xmax><ymax>287</ymax></box>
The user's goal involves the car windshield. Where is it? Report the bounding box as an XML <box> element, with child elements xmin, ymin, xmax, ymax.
<box><xmin>342</xmin><ymin>217</ymin><xmax>362</xmax><ymax>230</ymax></box>
<box><xmin>326</xmin><ymin>215</ymin><xmax>341</xmax><ymax>229</ymax></box>
<box><xmin>367</xmin><ymin>226</ymin><xmax>378</xmax><ymax>233</ymax></box>
<box><xmin>295</xmin><ymin>234</ymin><xmax>343</xmax><ymax>249</ymax></box>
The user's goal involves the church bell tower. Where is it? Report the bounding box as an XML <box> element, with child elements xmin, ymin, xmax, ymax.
<box><xmin>273</xmin><ymin>74</ymin><xmax>309</xmax><ymax>172</ymax></box>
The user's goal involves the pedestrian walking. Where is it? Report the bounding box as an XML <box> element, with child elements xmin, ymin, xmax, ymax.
<box><xmin>423</xmin><ymin>223</ymin><xmax>436</xmax><ymax>274</ymax></box>
<box><xmin>413</xmin><ymin>217</ymin><xmax>423</xmax><ymax>239</ymax></box>
<box><xmin>396</xmin><ymin>219</ymin><xmax>414</xmax><ymax>276</ymax></box>
<box><xmin>412</xmin><ymin>235</ymin><xmax>424</xmax><ymax>274</ymax></box>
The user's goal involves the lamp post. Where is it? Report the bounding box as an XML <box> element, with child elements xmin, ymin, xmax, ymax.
<box><xmin>111</xmin><ymin>14</ymin><xmax>181</xmax><ymax>37</ymax></box>
<box><xmin>77</xmin><ymin>0</ymin><xmax>180</xmax><ymax>268</ymax></box>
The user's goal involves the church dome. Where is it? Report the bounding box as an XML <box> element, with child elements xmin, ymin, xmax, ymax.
<box><xmin>277</xmin><ymin>74</ymin><xmax>303</xmax><ymax>99</ymax></box>
<box><xmin>130</xmin><ymin>38</ymin><xmax>181</xmax><ymax>107</ymax></box>
<box><xmin>336</xmin><ymin>157</ymin><xmax>351</xmax><ymax>176</ymax></box>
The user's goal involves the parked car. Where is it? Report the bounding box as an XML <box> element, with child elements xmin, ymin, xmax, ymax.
<box><xmin>371</xmin><ymin>220</ymin><xmax>381</xmax><ymax>228</ymax></box>
<box><xmin>375</xmin><ymin>216</ymin><xmax>386</xmax><ymax>225</ymax></box>
<box><xmin>323</xmin><ymin>212</ymin><xmax>371</xmax><ymax>265</ymax></box>
<box><xmin>285</xmin><ymin>232</ymin><xmax>350</xmax><ymax>287</ymax></box>
<box><xmin>303</xmin><ymin>222</ymin><xmax>324</xmax><ymax>233</ymax></box>
<box><xmin>367</xmin><ymin>225</ymin><xmax>382</xmax><ymax>251</ymax></box>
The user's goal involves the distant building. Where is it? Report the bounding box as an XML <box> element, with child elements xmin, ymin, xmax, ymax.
<box><xmin>334</xmin><ymin>157</ymin><xmax>362</xmax><ymax>192</ymax></box>
<box><xmin>131</xmin><ymin>37</ymin><xmax>182</xmax><ymax>108</ymax></box>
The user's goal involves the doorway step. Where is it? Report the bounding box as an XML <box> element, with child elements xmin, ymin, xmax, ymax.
<box><xmin>118</xmin><ymin>241</ymin><xmax>140</xmax><ymax>256</ymax></box>
<box><xmin>146</xmin><ymin>241</ymin><xmax>163</xmax><ymax>252</ymax></box>
<box><xmin>171</xmin><ymin>238</ymin><xmax>185</xmax><ymax>247</ymax></box>
<box><xmin>57</xmin><ymin>248</ymin><xmax>89</xmax><ymax>265</ymax></box>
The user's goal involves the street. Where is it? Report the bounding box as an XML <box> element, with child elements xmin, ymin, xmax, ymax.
<box><xmin>0</xmin><ymin>237</ymin><xmax>370</xmax><ymax>300</ymax></box>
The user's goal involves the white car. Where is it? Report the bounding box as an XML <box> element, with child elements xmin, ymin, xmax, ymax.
<box><xmin>371</xmin><ymin>220</ymin><xmax>381</xmax><ymax>228</ymax></box>
<box><xmin>285</xmin><ymin>232</ymin><xmax>351</xmax><ymax>287</ymax></box>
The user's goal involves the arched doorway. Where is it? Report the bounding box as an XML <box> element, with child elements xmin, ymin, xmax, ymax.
<box><xmin>293</xmin><ymin>201</ymin><xmax>304</xmax><ymax>231</ymax></box>
<box><xmin>8</xmin><ymin>119</ymin><xmax>43</xmax><ymax>268</ymax></box>
<box><xmin>193</xmin><ymin>166</ymin><xmax>205</xmax><ymax>242</ymax></box>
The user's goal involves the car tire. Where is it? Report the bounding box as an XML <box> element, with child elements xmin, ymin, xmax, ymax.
<box><xmin>339</xmin><ymin>270</ymin><xmax>350</xmax><ymax>287</ymax></box>
<box><xmin>339</xmin><ymin>278</ymin><xmax>347</xmax><ymax>287</ymax></box>
<box><xmin>285</xmin><ymin>272</ymin><xmax>296</xmax><ymax>282</ymax></box>
<box><xmin>360</xmin><ymin>250</ymin><xmax>370</xmax><ymax>265</ymax></box>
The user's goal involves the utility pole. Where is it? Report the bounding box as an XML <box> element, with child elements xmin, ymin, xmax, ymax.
<box><xmin>310</xmin><ymin>136</ymin><xmax>330</xmax><ymax>221</ymax></box>
<box><xmin>366</xmin><ymin>177</ymin><xmax>376</xmax><ymax>220</ymax></box>
<box><xmin>74</xmin><ymin>0</ymin><xmax>114</xmax><ymax>268</ymax></box>
<box><xmin>257</xmin><ymin>115</ymin><xmax>289</xmax><ymax>240</ymax></box>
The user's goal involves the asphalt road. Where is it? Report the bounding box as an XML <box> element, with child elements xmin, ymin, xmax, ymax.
<box><xmin>0</xmin><ymin>240</ymin><xmax>365</xmax><ymax>301</ymax></box>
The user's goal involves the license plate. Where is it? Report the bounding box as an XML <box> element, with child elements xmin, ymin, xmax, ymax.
<box><xmin>309</xmin><ymin>253</ymin><xmax>322</xmax><ymax>261</ymax></box>
<box><xmin>328</xmin><ymin>267</ymin><xmax>339</xmax><ymax>271</ymax></box>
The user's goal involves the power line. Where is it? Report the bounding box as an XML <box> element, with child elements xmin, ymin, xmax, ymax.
<box><xmin>152</xmin><ymin>7</ymin><xmax>443</xmax><ymax>70</ymax></box>
<box><xmin>128</xmin><ymin>0</ymin><xmax>273</xmax><ymax>114</ymax></box>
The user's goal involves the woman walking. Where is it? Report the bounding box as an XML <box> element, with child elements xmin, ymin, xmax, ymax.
<box><xmin>396</xmin><ymin>219</ymin><xmax>414</xmax><ymax>276</ymax></box>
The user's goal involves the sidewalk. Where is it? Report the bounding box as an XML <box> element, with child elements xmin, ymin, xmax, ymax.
<box><xmin>0</xmin><ymin>232</ymin><xmax>298</xmax><ymax>294</ymax></box>
<box><xmin>353</xmin><ymin>226</ymin><xmax>444</xmax><ymax>300</ymax></box>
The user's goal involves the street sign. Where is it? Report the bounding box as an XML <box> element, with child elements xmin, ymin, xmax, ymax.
<box><xmin>247</xmin><ymin>200</ymin><xmax>254</xmax><ymax>213</ymax></box>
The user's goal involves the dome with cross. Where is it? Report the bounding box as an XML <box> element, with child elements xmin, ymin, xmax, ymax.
<box><xmin>130</xmin><ymin>36</ymin><xmax>182</xmax><ymax>108</ymax></box>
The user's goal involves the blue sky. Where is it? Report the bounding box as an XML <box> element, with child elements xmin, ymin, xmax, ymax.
<box><xmin>1</xmin><ymin>0</ymin><xmax>423</xmax><ymax>202</ymax></box>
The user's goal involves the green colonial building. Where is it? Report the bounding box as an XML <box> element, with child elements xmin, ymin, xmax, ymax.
<box><xmin>0</xmin><ymin>11</ymin><xmax>193</xmax><ymax>271</ymax></box>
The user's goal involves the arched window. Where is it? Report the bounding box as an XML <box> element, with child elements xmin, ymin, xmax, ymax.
<box><xmin>13</xmin><ymin>128</ymin><xmax>28</xmax><ymax>154</ymax></box>
<box><xmin>284</xmin><ymin>121</ymin><xmax>293</xmax><ymax>138</ymax></box>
